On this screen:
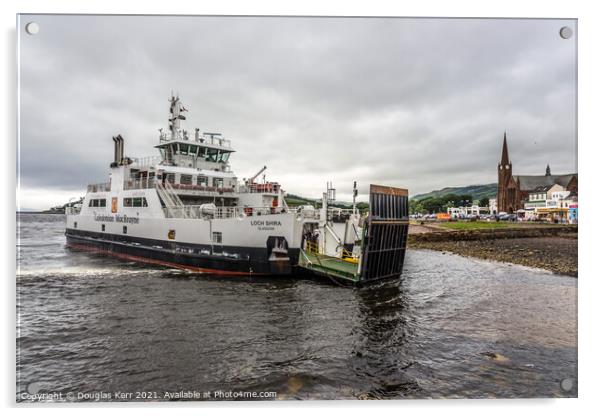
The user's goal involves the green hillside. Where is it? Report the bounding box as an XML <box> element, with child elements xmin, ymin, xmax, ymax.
<box><xmin>284</xmin><ymin>194</ymin><xmax>317</xmax><ymax>206</ymax></box>
<box><xmin>412</xmin><ymin>183</ymin><xmax>497</xmax><ymax>202</ymax></box>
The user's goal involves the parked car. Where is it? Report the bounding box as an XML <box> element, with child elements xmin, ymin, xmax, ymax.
<box><xmin>499</xmin><ymin>213</ymin><xmax>517</xmax><ymax>221</ymax></box>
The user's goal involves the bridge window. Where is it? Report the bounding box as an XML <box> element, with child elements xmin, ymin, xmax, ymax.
<box><xmin>197</xmin><ymin>176</ymin><xmax>208</xmax><ymax>186</ymax></box>
<box><xmin>205</xmin><ymin>148</ymin><xmax>218</xmax><ymax>162</ymax></box>
<box><xmin>217</xmin><ymin>152</ymin><xmax>230</xmax><ymax>163</ymax></box>
<box><xmin>180</xmin><ymin>174</ymin><xmax>192</xmax><ymax>185</ymax></box>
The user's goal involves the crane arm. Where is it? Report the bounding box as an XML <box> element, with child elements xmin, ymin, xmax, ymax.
<box><xmin>248</xmin><ymin>165</ymin><xmax>267</xmax><ymax>184</ymax></box>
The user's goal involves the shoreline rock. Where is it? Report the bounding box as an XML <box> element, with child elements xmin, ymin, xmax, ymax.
<box><xmin>409</xmin><ymin>236</ymin><xmax>577</xmax><ymax>277</ymax></box>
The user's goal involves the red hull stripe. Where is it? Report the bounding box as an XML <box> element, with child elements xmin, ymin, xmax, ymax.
<box><xmin>66</xmin><ymin>242</ymin><xmax>269</xmax><ymax>276</ymax></box>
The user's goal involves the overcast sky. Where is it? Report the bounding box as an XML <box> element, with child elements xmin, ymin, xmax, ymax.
<box><xmin>18</xmin><ymin>15</ymin><xmax>576</xmax><ymax>210</ymax></box>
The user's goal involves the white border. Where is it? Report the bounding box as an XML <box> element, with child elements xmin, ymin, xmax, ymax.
<box><xmin>4</xmin><ymin>1</ymin><xmax>601</xmax><ymax>415</ymax></box>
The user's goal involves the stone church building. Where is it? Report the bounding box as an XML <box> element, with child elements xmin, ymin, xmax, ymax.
<box><xmin>497</xmin><ymin>133</ymin><xmax>578</xmax><ymax>213</ymax></box>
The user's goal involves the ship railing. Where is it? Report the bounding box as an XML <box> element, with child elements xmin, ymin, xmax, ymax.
<box><xmin>298</xmin><ymin>208</ymin><xmax>321</xmax><ymax>219</ymax></box>
<box><xmin>125</xmin><ymin>178</ymin><xmax>242</xmax><ymax>194</ymax></box>
<box><xmin>168</xmin><ymin>183</ymin><xmax>236</xmax><ymax>194</ymax></box>
<box><xmin>328</xmin><ymin>208</ymin><xmax>356</xmax><ymax>214</ymax></box>
<box><xmin>161</xmin><ymin>204</ymin><xmax>355</xmax><ymax>221</ymax></box>
<box><xmin>131</xmin><ymin>155</ymin><xmax>162</xmax><ymax>167</ymax></box>
<box><xmin>287</xmin><ymin>206</ymin><xmax>356</xmax><ymax>219</ymax></box>
<box><xmin>159</xmin><ymin>131</ymin><xmax>232</xmax><ymax>148</ymax></box>
<box><xmin>124</xmin><ymin>178</ymin><xmax>157</xmax><ymax>190</ymax></box>
<box><xmin>238</xmin><ymin>183</ymin><xmax>281</xmax><ymax>194</ymax></box>
<box><xmin>162</xmin><ymin>205</ymin><xmax>291</xmax><ymax>219</ymax></box>
<box><xmin>87</xmin><ymin>182</ymin><xmax>111</xmax><ymax>193</ymax></box>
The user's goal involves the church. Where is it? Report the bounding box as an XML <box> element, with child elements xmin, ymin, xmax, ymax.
<box><xmin>497</xmin><ymin>133</ymin><xmax>578</xmax><ymax>213</ymax></box>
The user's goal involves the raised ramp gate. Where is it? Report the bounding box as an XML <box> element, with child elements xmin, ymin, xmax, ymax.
<box><xmin>359</xmin><ymin>184</ymin><xmax>409</xmax><ymax>283</ymax></box>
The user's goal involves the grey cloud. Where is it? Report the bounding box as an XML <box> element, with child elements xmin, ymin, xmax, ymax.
<box><xmin>19</xmin><ymin>15</ymin><xmax>576</xmax><ymax>203</ymax></box>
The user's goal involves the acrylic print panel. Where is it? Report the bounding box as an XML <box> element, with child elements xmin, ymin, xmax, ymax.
<box><xmin>16</xmin><ymin>14</ymin><xmax>577</xmax><ymax>402</ymax></box>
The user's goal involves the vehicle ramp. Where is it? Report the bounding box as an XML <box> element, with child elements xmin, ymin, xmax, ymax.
<box><xmin>358</xmin><ymin>184</ymin><xmax>409</xmax><ymax>283</ymax></box>
<box><xmin>297</xmin><ymin>184</ymin><xmax>409</xmax><ymax>285</ymax></box>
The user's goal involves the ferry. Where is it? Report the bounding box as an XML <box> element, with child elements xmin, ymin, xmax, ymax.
<box><xmin>65</xmin><ymin>96</ymin><xmax>409</xmax><ymax>285</ymax></box>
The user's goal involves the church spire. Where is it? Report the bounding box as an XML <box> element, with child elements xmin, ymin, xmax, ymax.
<box><xmin>546</xmin><ymin>164</ymin><xmax>551</xmax><ymax>176</ymax></box>
<box><xmin>500</xmin><ymin>132</ymin><xmax>510</xmax><ymax>165</ymax></box>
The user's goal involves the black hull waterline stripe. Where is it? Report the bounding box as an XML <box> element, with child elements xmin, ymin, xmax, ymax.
<box><xmin>65</xmin><ymin>229</ymin><xmax>300</xmax><ymax>275</ymax></box>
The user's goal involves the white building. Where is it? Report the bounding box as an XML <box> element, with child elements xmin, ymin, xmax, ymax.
<box><xmin>447</xmin><ymin>204</ymin><xmax>489</xmax><ymax>218</ymax></box>
<box><xmin>489</xmin><ymin>198</ymin><xmax>497</xmax><ymax>215</ymax></box>
<box><xmin>522</xmin><ymin>184</ymin><xmax>577</xmax><ymax>222</ymax></box>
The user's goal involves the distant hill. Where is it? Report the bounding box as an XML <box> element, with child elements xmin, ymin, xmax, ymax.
<box><xmin>284</xmin><ymin>194</ymin><xmax>317</xmax><ymax>206</ymax></box>
<box><xmin>412</xmin><ymin>183</ymin><xmax>497</xmax><ymax>202</ymax></box>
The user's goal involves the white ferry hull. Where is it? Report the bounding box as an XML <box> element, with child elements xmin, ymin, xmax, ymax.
<box><xmin>65</xmin><ymin>212</ymin><xmax>300</xmax><ymax>275</ymax></box>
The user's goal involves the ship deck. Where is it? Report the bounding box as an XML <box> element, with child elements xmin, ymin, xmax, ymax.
<box><xmin>299</xmin><ymin>251</ymin><xmax>360</xmax><ymax>283</ymax></box>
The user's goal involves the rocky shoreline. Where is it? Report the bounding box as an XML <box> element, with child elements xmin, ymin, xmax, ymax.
<box><xmin>409</xmin><ymin>235</ymin><xmax>577</xmax><ymax>277</ymax></box>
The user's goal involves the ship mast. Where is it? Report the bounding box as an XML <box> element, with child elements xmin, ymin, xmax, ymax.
<box><xmin>352</xmin><ymin>181</ymin><xmax>358</xmax><ymax>215</ymax></box>
<box><xmin>168</xmin><ymin>94</ymin><xmax>187</xmax><ymax>140</ymax></box>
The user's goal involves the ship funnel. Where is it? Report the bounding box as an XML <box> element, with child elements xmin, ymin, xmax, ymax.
<box><xmin>111</xmin><ymin>135</ymin><xmax>125</xmax><ymax>167</ymax></box>
<box><xmin>117</xmin><ymin>134</ymin><xmax>124</xmax><ymax>163</ymax></box>
<box><xmin>112</xmin><ymin>136</ymin><xmax>119</xmax><ymax>165</ymax></box>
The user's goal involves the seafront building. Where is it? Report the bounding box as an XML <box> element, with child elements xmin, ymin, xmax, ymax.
<box><xmin>496</xmin><ymin>133</ymin><xmax>578</xmax><ymax>222</ymax></box>
<box><xmin>446</xmin><ymin>205</ymin><xmax>489</xmax><ymax>218</ymax></box>
<box><xmin>523</xmin><ymin>186</ymin><xmax>578</xmax><ymax>223</ymax></box>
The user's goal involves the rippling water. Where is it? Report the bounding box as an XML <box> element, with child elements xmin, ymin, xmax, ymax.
<box><xmin>17</xmin><ymin>214</ymin><xmax>577</xmax><ymax>401</ymax></box>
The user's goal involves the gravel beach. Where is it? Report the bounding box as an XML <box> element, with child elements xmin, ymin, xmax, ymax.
<box><xmin>409</xmin><ymin>235</ymin><xmax>577</xmax><ymax>277</ymax></box>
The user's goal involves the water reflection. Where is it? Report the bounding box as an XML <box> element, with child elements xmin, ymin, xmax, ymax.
<box><xmin>346</xmin><ymin>280</ymin><xmax>421</xmax><ymax>398</ymax></box>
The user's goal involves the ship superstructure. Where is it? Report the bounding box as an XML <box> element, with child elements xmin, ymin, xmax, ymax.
<box><xmin>65</xmin><ymin>96</ymin><xmax>409</xmax><ymax>285</ymax></box>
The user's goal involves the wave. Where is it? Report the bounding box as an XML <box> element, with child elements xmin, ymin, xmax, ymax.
<box><xmin>16</xmin><ymin>243</ymin><xmax>62</xmax><ymax>248</ymax></box>
<box><xmin>16</xmin><ymin>266</ymin><xmax>177</xmax><ymax>278</ymax></box>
